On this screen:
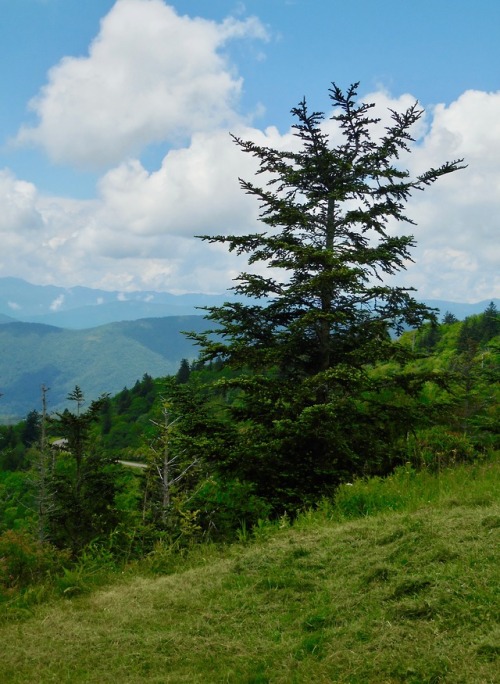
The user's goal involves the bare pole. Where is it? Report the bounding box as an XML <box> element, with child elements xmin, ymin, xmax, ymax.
<box><xmin>148</xmin><ymin>401</ymin><xmax>195</xmax><ymax>525</ymax></box>
<box><xmin>162</xmin><ymin>406</ymin><xmax>171</xmax><ymax>519</ymax></box>
<box><xmin>36</xmin><ymin>384</ymin><xmax>51</xmax><ymax>541</ymax></box>
<box><xmin>160</xmin><ymin>405</ymin><xmax>183</xmax><ymax>524</ymax></box>
<box><xmin>41</xmin><ymin>384</ymin><xmax>48</xmax><ymax>453</ymax></box>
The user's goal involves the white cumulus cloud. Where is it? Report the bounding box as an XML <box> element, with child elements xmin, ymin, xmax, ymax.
<box><xmin>0</xmin><ymin>169</ymin><xmax>44</xmax><ymax>233</ymax></box>
<box><xmin>15</xmin><ymin>0</ymin><xmax>268</xmax><ymax>168</ymax></box>
<box><xmin>1</xmin><ymin>0</ymin><xmax>499</xmax><ymax>304</ymax></box>
<box><xmin>400</xmin><ymin>90</ymin><xmax>500</xmax><ymax>301</ymax></box>
<box><xmin>3</xmin><ymin>87</ymin><xmax>500</xmax><ymax>300</ymax></box>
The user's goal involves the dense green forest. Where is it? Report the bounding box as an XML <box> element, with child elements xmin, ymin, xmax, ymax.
<box><xmin>1</xmin><ymin>302</ymin><xmax>498</xmax><ymax>549</ymax></box>
<box><xmin>1</xmin><ymin>85</ymin><xmax>498</xmax><ymax>627</ymax></box>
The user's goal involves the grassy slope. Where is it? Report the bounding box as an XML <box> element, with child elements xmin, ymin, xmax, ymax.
<box><xmin>1</xmin><ymin>462</ymin><xmax>499</xmax><ymax>684</ymax></box>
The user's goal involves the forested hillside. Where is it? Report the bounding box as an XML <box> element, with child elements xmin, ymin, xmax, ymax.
<box><xmin>0</xmin><ymin>315</ymin><xmax>209</xmax><ymax>421</ymax></box>
<box><xmin>1</xmin><ymin>302</ymin><xmax>497</xmax><ymax>534</ymax></box>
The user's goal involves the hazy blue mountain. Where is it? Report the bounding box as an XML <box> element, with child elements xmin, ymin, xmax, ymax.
<box><xmin>425</xmin><ymin>299</ymin><xmax>499</xmax><ymax>321</ymax></box>
<box><xmin>0</xmin><ymin>315</ymin><xmax>210</xmax><ymax>422</ymax></box>
<box><xmin>0</xmin><ymin>277</ymin><xmax>239</xmax><ymax>329</ymax></box>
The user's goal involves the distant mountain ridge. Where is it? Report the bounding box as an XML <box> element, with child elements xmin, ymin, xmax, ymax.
<box><xmin>0</xmin><ymin>315</ymin><xmax>209</xmax><ymax>422</ymax></box>
<box><xmin>1</xmin><ymin>278</ymin><xmax>497</xmax><ymax>422</ymax></box>
<box><xmin>1</xmin><ymin>277</ymin><xmax>497</xmax><ymax>329</ymax></box>
<box><xmin>0</xmin><ymin>277</ymin><xmax>238</xmax><ymax>329</ymax></box>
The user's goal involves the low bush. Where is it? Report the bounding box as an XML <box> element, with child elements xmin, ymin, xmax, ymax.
<box><xmin>405</xmin><ymin>427</ymin><xmax>478</xmax><ymax>471</ymax></box>
<box><xmin>332</xmin><ymin>456</ymin><xmax>499</xmax><ymax>520</ymax></box>
<box><xmin>0</xmin><ymin>530</ymin><xmax>69</xmax><ymax>594</ymax></box>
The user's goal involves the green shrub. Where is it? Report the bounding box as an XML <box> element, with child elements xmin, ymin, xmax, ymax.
<box><xmin>405</xmin><ymin>427</ymin><xmax>477</xmax><ymax>471</ymax></box>
<box><xmin>332</xmin><ymin>456</ymin><xmax>499</xmax><ymax>521</ymax></box>
<box><xmin>0</xmin><ymin>530</ymin><xmax>69</xmax><ymax>593</ymax></box>
<box><xmin>333</xmin><ymin>474</ymin><xmax>408</xmax><ymax>518</ymax></box>
<box><xmin>183</xmin><ymin>477</ymin><xmax>272</xmax><ymax>541</ymax></box>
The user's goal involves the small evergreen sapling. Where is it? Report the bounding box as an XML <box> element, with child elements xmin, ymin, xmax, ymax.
<box><xmin>47</xmin><ymin>387</ymin><xmax>119</xmax><ymax>553</ymax></box>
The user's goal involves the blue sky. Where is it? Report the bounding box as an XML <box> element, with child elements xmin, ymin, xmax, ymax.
<box><xmin>0</xmin><ymin>0</ymin><xmax>499</xmax><ymax>302</ymax></box>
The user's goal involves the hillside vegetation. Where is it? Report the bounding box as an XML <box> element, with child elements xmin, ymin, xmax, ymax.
<box><xmin>0</xmin><ymin>315</ymin><xmax>208</xmax><ymax>420</ymax></box>
<box><xmin>0</xmin><ymin>460</ymin><xmax>498</xmax><ymax>683</ymax></box>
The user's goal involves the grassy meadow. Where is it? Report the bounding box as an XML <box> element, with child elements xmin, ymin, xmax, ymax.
<box><xmin>0</xmin><ymin>459</ymin><xmax>499</xmax><ymax>683</ymax></box>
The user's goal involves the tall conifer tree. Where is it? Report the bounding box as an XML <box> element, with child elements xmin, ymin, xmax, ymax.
<box><xmin>189</xmin><ymin>83</ymin><xmax>465</xmax><ymax>509</ymax></box>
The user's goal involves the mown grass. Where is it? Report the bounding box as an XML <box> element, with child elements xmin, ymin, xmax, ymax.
<box><xmin>0</xmin><ymin>458</ymin><xmax>499</xmax><ymax>683</ymax></box>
